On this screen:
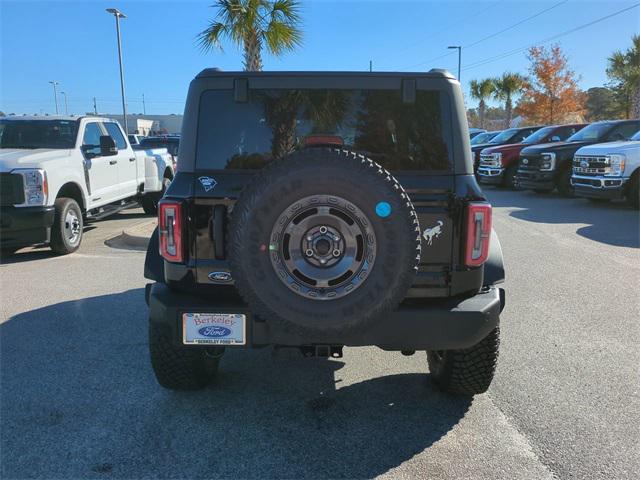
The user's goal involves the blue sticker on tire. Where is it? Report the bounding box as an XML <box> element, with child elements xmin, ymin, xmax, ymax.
<box><xmin>375</xmin><ymin>201</ymin><xmax>391</xmax><ymax>218</ymax></box>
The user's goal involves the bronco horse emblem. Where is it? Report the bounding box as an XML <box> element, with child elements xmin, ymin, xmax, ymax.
<box><xmin>423</xmin><ymin>220</ymin><xmax>444</xmax><ymax>246</ymax></box>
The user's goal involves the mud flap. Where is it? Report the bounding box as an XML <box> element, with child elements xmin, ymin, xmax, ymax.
<box><xmin>483</xmin><ymin>229</ymin><xmax>505</xmax><ymax>287</ymax></box>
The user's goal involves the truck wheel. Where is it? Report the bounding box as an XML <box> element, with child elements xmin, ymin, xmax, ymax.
<box><xmin>427</xmin><ymin>326</ymin><xmax>500</xmax><ymax>396</ymax></box>
<box><xmin>626</xmin><ymin>173</ymin><xmax>639</xmax><ymax>210</ymax></box>
<box><xmin>228</xmin><ymin>148</ymin><xmax>421</xmax><ymax>336</ymax></box>
<box><xmin>149</xmin><ymin>323</ymin><xmax>222</xmax><ymax>390</ymax></box>
<box><xmin>141</xmin><ymin>177</ymin><xmax>171</xmax><ymax>215</ymax></box>
<box><xmin>50</xmin><ymin>198</ymin><xmax>83</xmax><ymax>255</ymax></box>
<box><xmin>557</xmin><ymin>168</ymin><xmax>574</xmax><ymax>197</ymax></box>
<box><xmin>140</xmin><ymin>195</ymin><xmax>158</xmax><ymax>215</ymax></box>
<box><xmin>1</xmin><ymin>247</ymin><xmax>18</xmax><ymax>258</ymax></box>
<box><xmin>503</xmin><ymin>166</ymin><xmax>518</xmax><ymax>189</ymax></box>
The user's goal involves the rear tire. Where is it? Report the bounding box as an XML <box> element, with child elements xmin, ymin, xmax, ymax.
<box><xmin>427</xmin><ymin>326</ymin><xmax>500</xmax><ymax>396</ymax></box>
<box><xmin>50</xmin><ymin>197</ymin><xmax>83</xmax><ymax>255</ymax></box>
<box><xmin>587</xmin><ymin>198</ymin><xmax>609</xmax><ymax>203</ymax></box>
<box><xmin>0</xmin><ymin>247</ymin><xmax>18</xmax><ymax>258</ymax></box>
<box><xmin>149</xmin><ymin>322</ymin><xmax>222</xmax><ymax>390</ymax></box>
<box><xmin>626</xmin><ymin>173</ymin><xmax>639</xmax><ymax>210</ymax></box>
<box><xmin>502</xmin><ymin>166</ymin><xmax>518</xmax><ymax>189</ymax></box>
<box><xmin>556</xmin><ymin>168</ymin><xmax>574</xmax><ymax>197</ymax></box>
<box><xmin>141</xmin><ymin>177</ymin><xmax>171</xmax><ymax>215</ymax></box>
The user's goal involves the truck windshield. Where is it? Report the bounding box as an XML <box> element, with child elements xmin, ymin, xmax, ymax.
<box><xmin>522</xmin><ymin>126</ymin><xmax>554</xmax><ymax>144</ymax></box>
<box><xmin>630</xmin><ymin>130</ymin><xmax>640</xmax><ymax>141</ymax></box>
<box><xmin>471</xmin><ymin>131</ymin><xmax>497</xmax><ymax>145</ymax></box>
<box><xmin>567</xmin><ymin>123</ymin><xmax>611</xmax><ymax>142</ymax></box>
<box><xmin>488</xmin><ymin>128</ymin><xmax>518</xmax><ymax>144</ymax></box>
<box><xmin>0</xmin><ymin>120</ymin><xmax>79</xmax><ymax>149</ymax></box>
<box><xmin>196</xmin><ymin>88</ymin><xmax>452</xmax><ymax>172</ymax></box>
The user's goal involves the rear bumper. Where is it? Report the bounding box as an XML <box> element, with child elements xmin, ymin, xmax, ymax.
<box><xmin>478</xmin><ymin>167</ymin><xmax>504</xmax><ymax>185</ymax></box>
<box><xmin>0</xmin><ymin>206</ymin><xmax>55</xmax><ymax>248</ymax></box>
<box><xmin>516</xmin><ymin>169</ymin><xmax>555</xmax><ymax>190</ymax></box>
<box><xmin>146</xmin><ymin>282</ymin><xmax>504</xmax><ymax>351</ymax></box>
<box><xmin>571</xmin><ymin>175</ymin><xmax>628</xmax><ymax>200</ymax></box>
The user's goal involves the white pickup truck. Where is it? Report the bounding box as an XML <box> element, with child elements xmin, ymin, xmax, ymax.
<box><xmin>0</xmin><ymin>116</ymin><xmax>174</xmax><ymax>255</ymax></box>
<box><xmin>571</xmin><ymin>129</ymin><xmax>640</xmax><ymax>209</ymax></box>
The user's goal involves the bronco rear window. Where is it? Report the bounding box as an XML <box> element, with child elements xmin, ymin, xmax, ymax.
<box><xmin>196</xmin><ymin>89</ymin><xmax>452</xmax><ymax>172</ymax></box>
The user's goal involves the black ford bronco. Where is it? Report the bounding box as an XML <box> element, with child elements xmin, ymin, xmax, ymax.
<box><xmin>144</xmin><ymin>70</ymin><xmax>505</xmax><ymax>396</ymax></box>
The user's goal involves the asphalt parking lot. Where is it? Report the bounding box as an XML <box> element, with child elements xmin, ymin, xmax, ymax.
<box><xmin>1</xmin><ymin>191</ymin><xmax>638</xmax><ymax>480</ymax></box>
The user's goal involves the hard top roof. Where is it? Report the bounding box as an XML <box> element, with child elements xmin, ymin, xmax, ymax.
<box><xmin>195</xmin><ymin>69</ymin><xmax>455</xmax><ymax>80</ymax></box>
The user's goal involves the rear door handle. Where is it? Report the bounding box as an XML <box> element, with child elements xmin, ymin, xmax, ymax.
<box><xmin>109</xmin><ymin>160</ymin><xmax>118</xmax><ymax>165</ymax></box>
<box><xmin>129</xmin><ymin>157</ymin><xmax>136</xmax><ymax>162</ymax></box>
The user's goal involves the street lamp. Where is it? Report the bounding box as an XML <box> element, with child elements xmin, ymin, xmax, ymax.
<box><xmin>60</xmin><ymin>91</ymin><xmax>69</xmax><ymax>115</ymax></box>
<box><xmin>106</xmin><ymin>8</ymin><xmax>128</xmax><ymax>134</ymax></box>
<box><xmin>448</xmin><ymin>46</ymin><xmax>462</xmax><ymax>81</ymax></box>
<box><xmin>48</xmin><ymin>81</ymin><xmax>59</xmax><ymax>115</ymax></box>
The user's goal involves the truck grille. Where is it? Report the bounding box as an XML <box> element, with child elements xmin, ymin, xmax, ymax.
<box><xmin>573</xmin><ymin>155</ymin><xmax>609</xmax><ymax>176</ymax></box>
<box><xmin>0</xmin><ymin>173</ymin><xmax>25</xmax><ymax>206</ymax></box>
<box><xmin>519</xmin><ymin>154</ymin><xmax>542</xmax><ymax>170</ymax></box>
<box><xmin>479</xmin><ymin>153</ymin><xmax>499</xmax><ymax>167</ymax></box>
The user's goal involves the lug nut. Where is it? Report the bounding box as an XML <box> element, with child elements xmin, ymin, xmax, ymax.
<box><xmin>319</xmin><ymin>226</ymin><xmax>328</xmax><ymax>234</ymax></box>
<box><xmin>332</xmin><ymin>249</ymin><xmax>341</xmax><ymax>257</ymax></box>
<box><xmin>305</xmin><ymin>249</ymin><xmax>314</xmax><ymax>257</ymax></box>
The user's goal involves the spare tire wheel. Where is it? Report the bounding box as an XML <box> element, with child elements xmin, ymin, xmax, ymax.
<box><xmin>228</xmin><ymin>148</ymin><xmax>421</xmax><ymax>335</ymax></box>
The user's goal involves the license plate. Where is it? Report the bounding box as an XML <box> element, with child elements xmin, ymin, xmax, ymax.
<box><xmin>182</xmin><ymin>313</ymin><xmax>246</xmax><ymax>345</ymax></box>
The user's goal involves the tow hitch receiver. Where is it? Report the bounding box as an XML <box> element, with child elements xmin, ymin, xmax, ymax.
<box><xmin>300</xmin><ymin>345</ymin><xmax>343</xmax><ymax>358</ymax></box>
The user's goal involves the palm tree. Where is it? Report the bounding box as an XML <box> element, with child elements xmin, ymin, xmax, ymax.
<box><xmin>607</xmin><ymin>35</ymin><xmax>640</xmax><ymax>119</ymax></box>
<box><xmin>493</xmin><ymin>72</ymin><xmax>527</xmax><ymax>128</ymax></box>
<box><xmin>469</xmin><ymin>78</ymin><xmax>495</xmax><ymax>129</ymax></box>
<box><xmin>197</xmin><ymin>0</ymin><xmax>302</xmax><ymax>71</ymax></box>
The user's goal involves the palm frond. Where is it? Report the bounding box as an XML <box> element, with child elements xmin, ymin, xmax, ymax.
<box><xmin>196</xmin><ymin>21</ymin><xmax>231</xmax><ymax>52</ymax></box>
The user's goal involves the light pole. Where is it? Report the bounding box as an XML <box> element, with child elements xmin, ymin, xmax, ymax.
<box><xmin>60</xmin><ymin>91</ymin><xmax>69</xmax><ymax>115</ymax></box>
<box><xmin>48</xmin><ymin>81</ymin><xmax>59</xmax><ymax>115</ymax></box>
<box><xmin>448</xmin><ymin>46</ymin><xmax>462</xmax><ymax>81</ymax></box>
<box><xmin>106</xmin><ymin>8</ymin><xmax>128</xmax><ymax>134</ymax></box>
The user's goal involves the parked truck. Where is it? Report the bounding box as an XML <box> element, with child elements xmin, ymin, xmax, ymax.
<box><xmin>477</xmin><ymin>123</ymin><xmax>586</xmax><ymax>188</ymax></box>
<box><xmin>571</xmin><ymin>129</ymin><xmax>640</xmax><ymax>208</ymax></box>
<box><xmin>516</xmin><ymin>119</ymin><xmax>640</xmax><ymax>196</ymax></box>
<box><xmin>0</xmin><ymin>116</ymin><xmax>174</xmax><ymax>255</ymax></box>
<box><xmin>471</xmin><ymin>125</ymin><xmax>543</xmax><ymax>173</ymax></box>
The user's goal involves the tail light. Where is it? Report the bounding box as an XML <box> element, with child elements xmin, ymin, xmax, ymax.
<box><xmin>159</xmin><ymin>200</ymin><xmax>184</xmax><ymax>263</ymax></box>
<box><xmin>464</xmin><ymin>202</ymin><xmax>492</xmax><ymax>267</ymax></box>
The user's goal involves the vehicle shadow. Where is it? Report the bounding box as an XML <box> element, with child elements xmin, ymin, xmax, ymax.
<box><xmin>0</xmin><ymin>289</ymin><xmax>471</xmax><ymax>479</ymax></box>
<box><xmin>486</xmin><ymin>188</ymin><xmax>639</xmax><ymax>248</ymax></box>
<box><xmin>0</xmin><ymin>225</ymin><xmax>99</xmax><ymax>265</ymax></box>
<box><xmin>0</xmin><ymin>247</ymin><xmax>56</xmax><ymax>264</ymax></box>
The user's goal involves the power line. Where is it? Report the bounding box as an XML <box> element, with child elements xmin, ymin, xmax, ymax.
<box><xmin>463</xmin><ymin>2</ymin><xmax>640</xmax><ymax>71</ymax></box>
<box><xmin>398</xmin><ymin>0</ymin><xmax>568</xmax><ymax>71</ymax></box>
<box><xmin>395</xmin><ymin>0</ymin><xmax>504</xmax><ymax>64</ymax></box>
<box><xmin>463</xmin><ymin>0</ymin><xmax>568</xmax><ymax>49</ymax></box>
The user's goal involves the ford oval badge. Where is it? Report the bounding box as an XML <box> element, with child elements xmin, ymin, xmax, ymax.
<box><xmin>208</xmin><ymin>271</ymin><xmax>232</xmax><ymax>283</ymax></box>
<box><xmin>198</xmin><ymin>326</ymin><xmax>232</xmax><ymax>337</ymax></box>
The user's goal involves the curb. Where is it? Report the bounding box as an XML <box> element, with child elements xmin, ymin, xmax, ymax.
<box><xmin>105</xmin><ymin>219</ymin><xmax>156</xmax><ymax>251</ymax></box>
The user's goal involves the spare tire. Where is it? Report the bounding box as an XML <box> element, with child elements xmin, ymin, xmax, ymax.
<box><xmin>228</xmin><ymin>148</ymin><xmax>421</xmax><ymax>335</ymax></box>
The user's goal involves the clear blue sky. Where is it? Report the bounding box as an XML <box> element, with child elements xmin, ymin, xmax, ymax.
<box><xmin>1</xmin><ymin>0</ymin><xmax>638</xmax><ymax>115</ymax></box>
